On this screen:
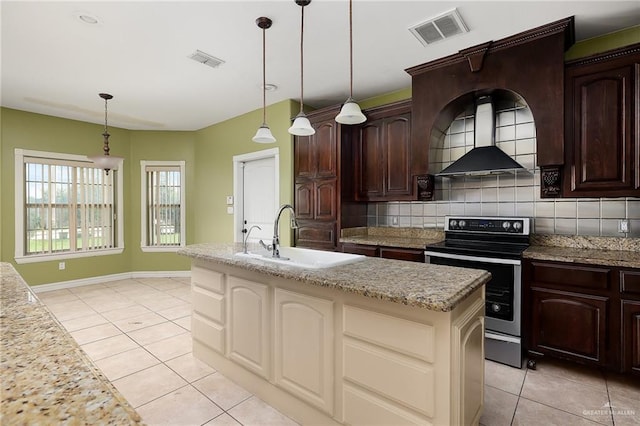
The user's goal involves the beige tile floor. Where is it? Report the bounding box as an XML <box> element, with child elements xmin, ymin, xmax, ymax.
<box><xmin>39</xmin><ymin>278</ymin><xmax>640</xmax><ymax>426</ymax></box>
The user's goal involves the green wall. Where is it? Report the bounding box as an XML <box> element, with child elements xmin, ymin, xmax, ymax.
<box><xmin>193</xmin><ymin>99</ymin><xmax>297</xmax><ymax>245</ymax></box>
<box><xmin>565</xmin><ymin>25</ymin><xmax>640</xmax><ymax>61</ymax></box>
<box><xmin>128</xmin><ymin>130</ymin><xmax>196</xmax><ymax>272</ymax></box>
<box><xmin>1</xmin><ymin>108</ymin><xmax>132</xmax><ymax>284</ymax></box>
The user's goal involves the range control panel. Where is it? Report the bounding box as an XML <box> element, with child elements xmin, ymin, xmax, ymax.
<box><xmin>444</xmin><ymin>216</ymin><xmax>530</xmax><ymax>235</ymax></box>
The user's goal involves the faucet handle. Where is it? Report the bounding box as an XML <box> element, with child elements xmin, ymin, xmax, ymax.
<box><xmin>259</xmin><ymin>239</ymin><xmax>273</xmax><ymax>253</ymax></box>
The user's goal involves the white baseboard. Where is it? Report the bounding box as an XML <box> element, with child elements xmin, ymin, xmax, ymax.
<box><xmin>31</xmin><ymin>270</ymin><xmax>191</xmax><ymax>293</ymax></box>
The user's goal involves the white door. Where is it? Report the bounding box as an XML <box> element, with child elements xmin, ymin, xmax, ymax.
<box><xmin>233</xmin><ymin>149</ymin><xmax>279</xmax><ymax>243</ymax></box>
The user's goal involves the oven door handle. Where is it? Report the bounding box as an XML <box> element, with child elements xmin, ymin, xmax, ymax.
<box><xmin>424</xmin><ymin>251</ymin><xmax>521</xmax><ymax>266</ymax></box>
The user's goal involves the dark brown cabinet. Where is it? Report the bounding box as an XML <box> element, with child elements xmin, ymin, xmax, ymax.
<box><xmin>524</xmin><ymin>259</ymin><xmax>640</xmax><ymax>375</ymax></box>
<box><xmin>524</xmin><ymin>260</ymin><xmax>615</xmax><ymax>369</ymax></box>
<box><xmin>354</xmin><ymin>100</ymin><xmax>413</xmax><ymax>201</ymax></box>
<box><xmin>563</xmin><ymin>44</ymin><xmax>640</xmax><ymax>198</ymax></box>
<box><xmin>294</xmin><ymin>106</ymin><xmax>353</xmax><ymax>250</ymax></box>
<box><xmin>341</xmin><ymin>243</ymin><xmax>424</xmax><ymax>263</ymax></box>
<box><xmin>621</xmin><ymin>269</ymin><xmax>640</xmax><ymax>375</ymax></box>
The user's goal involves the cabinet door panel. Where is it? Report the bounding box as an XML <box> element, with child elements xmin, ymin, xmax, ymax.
<box><xmin>573</xmin><ymin>67</ymin><xmax>631</xmax><ymax>190</ymax></box>
<box><xmin>530</xmin><ymin>288</ymin><xmax>607</xmax><ymax>365</ymax></box>
<box><xmin>294</xmin><ymin>181</ymin><xmax>314</xmax><ymax>220</ymax></box>
<box><xmin>314</xmin><ymin>121</ymin><xmax>338</xmax><ymax>177</ymax></box>
<box><xmin>384</xmin><ymin>115</ymin><xmax>411</xmax><ymax>196</ymax></box>
<box><xmin>357</xmin><ymin>122</ymin><xmax>384</xmax><ymax>198</ymax></box>
<box><xmin>622</xmin><ymin>300</ymin><xmax>640</xmax><ymax>375</ymax></box>
<box><xmin>315</xmin><ymin>179</ymin><xmax>337</xmax><ymax>220</ymax></box>
<box><xmin>294</xmin><ymin>136</ymin><xmax>315</xmax><ymax>178</ymax></box>
<box><xmin>227</xmin><ymin>276</ymin><xmax>270</xmax><ymax>378</ymax></box>
<box><xmin>274</xmin><ymin>289</ymin><xmax>334</xmax><ymax>414</ymax></box>
<box><xmin>295</xmin><ymin>221</ymin><xmax>337</xmax><ymax>250</ymax></box>
<box><xmin>620</xmin><ymin>270</ymin><xmax>640</xmax><ymax>296</ymax></box>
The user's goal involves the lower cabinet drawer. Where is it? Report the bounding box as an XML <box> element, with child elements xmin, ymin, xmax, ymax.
<box><xmin>343</xmin><ymin>339</ymin><xmax>434</xmax><ymax>417</ymax></box>
<box><xmin>621</xmin><ymin>270</ymin><xmax>640</xmax><ymax>296</ymax></box>
<box><xmin>192</xmin><ymin>313</ymin><xmax>224</xmax><ymax>354</ymax></box>
<box><xmin>192</xmin><ymin>287</ymin><xmax>224</xmax><ymax>323</ymax></box>
<box><xmin>342</xmin><ymin>385</ymin><xmax>428</xmax><ymax>426</ymax></box>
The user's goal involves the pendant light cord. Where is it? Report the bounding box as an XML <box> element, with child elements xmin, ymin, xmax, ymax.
<box><xmin>299</xmin><ymin>4</ymin><xmax>305</xmax><ymax>114</ymax></box>
<box><xmin>348</xmin><ymin>0</ymin><xmax>353</xmax><ymax>99</ymax></box>
<box><xmin>261</xmin><ymin>24</ymin><xmax>267</xmax><ymax>124</ymax></box>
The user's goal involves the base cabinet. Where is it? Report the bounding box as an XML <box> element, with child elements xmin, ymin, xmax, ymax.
<box><xmin>342</xmin><ymin>243</ymin><xmax>425</xmax><ymax>263</ymax></box>
<box><xmin>190</xmin><ymin>259</ymin><xmax>485</xmax><ymax>425</ymax></box>
<box><xmin>227</xmin><ymin>276</ymin><xmax>270</xmax><ymax>379</ymax></box>
<box><xmin>529</xmin><ymin>288</ymin><xmax>608</xmax><ymax>364</ymax></box>
<box><xmin>524</xmin><ymin>259</ymin><xmax>640</xmax><ymax>375</ymax></box>
<box><xmin>274</xmin><ymin>288</ymin><xmax>334</xmax><ymax>414</ymax></box>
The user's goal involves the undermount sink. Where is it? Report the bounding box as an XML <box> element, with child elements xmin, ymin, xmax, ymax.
<box><xmin>235</xmin><ymin>246</ymin><xmax>365</xmax><ymax>269</ymax></box>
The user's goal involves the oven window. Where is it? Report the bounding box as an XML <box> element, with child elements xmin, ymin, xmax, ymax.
<box><xmin>429</xmin><ymin>257</ymin><xmax>514</xmax><ymax>321</ymax></box>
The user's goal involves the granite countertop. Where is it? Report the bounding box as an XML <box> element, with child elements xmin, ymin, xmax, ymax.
<box><xmin>339</xmin><ymin>227</ymin><xmax>444</xmax><ymax>249</ymax></box>
<box><xmin>0</xmin><ymin>263</ymin><xmax>142</xmax><ymax>425</ymax></box>
<box><xmin>525</xmin><ymin>234</ymin><xmax>640</xmax><ymax>268</ymax></box>
<box><xmin>178</xmin><ymin>243</ymin><xmax>489</xmax><ymax>312</ymax></box>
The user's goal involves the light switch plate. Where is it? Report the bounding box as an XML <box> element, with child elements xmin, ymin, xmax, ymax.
<box><xmin>226</xmin><ymin>196</ymin><xmax>234</xmax><ymax>205</ymax></box>
<box><xmin>227</xmin><ymin>206</ymin><xmax>234</xmax><ymax>214</ymax></box>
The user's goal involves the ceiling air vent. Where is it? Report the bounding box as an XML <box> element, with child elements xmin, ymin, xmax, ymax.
<box><xmin>188</xmin><ymin>50</ymin><xmax>225</xmax><ymax>69</ymax></box>
<box><xmin>409</xmin><ymin>8</ymin><xmax>469</xmax><ymax>46</ymax></box>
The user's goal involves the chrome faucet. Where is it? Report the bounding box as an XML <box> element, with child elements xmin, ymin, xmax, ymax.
<box><xmin>271</xmin><ymin>204</ymin><xmax>299</xmax><ymax>258</ymax></box>
<box><xmin>242</xmin><ymin>225</ymin><xmax>261</xmax><ymax>254</ymax></box>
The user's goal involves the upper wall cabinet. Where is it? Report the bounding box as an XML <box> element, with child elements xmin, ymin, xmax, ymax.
<box><xmin>563</xmin><ymin>43</ymin><xmax>640</xmax><ymax>198</ymax></box>
<box><xmin>354</xmin><ymin>100</ymin><xmax>413</xmax><ymax>202</ymax></box>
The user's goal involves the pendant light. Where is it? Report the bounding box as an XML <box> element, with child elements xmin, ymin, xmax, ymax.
<box><xmin>335</xmin><ymin>0</ymin><xmax>366</xmax><ymax>125</ymax></box>
<box><xmin>288</xmin><ymin>0</ymin><xmax>315</xmax><ymax>136</ymax></box>
<box><xmin>88</xmin><ymin>93</ymin><xmax>122</xmax><ymax>174</ymax></box>
<box><xmin>252</xmin><ymin>17</ymin><xmax>276</xmax><ymax>144</ymax></box>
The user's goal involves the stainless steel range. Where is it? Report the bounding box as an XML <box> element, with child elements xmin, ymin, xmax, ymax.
<box><xmin>425</xmin><ymin>216</ymin><xmax>531</xmax><ymax>368</ymax></box>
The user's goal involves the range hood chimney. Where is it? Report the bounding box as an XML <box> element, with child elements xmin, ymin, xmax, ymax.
<box><xmin>437</xmin><ymin>96</ymin><xmax>526</xmax><ymax>176</ymax></box>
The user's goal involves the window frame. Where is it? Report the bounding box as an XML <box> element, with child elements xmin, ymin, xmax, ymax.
<box><xmin>140</xmin><ymin>160</ymin><xmax>186</xmax><ymax>252</ymax></box>
<box><xmin>14</xmin><ymin>148</ymin><xmax>124</xmax><ymax>264</ymax></box>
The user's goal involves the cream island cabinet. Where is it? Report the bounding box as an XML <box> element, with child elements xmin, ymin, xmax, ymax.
<box><xmin>179</xmin><ymin>243</ymin><xmax>490</xmax><ymax>426</ymax></box>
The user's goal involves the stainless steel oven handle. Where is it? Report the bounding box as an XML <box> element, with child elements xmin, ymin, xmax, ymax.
<box><xmin>485</xmin><ymin>331</ymin><xmax>521</xmax><ymax>344</ymax></box>
<box><xmin>424</xmin><ymin>251</ymin><xmax>521</xmax><ymax>266</ymax></box>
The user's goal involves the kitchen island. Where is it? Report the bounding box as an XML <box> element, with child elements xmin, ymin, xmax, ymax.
<box><xmin>0</xmin><ymin>263</ymin><xmax>141</xmax><ymax>425</ymax></box>
<box><xmin>179</xmin><ymin>243</ymin><xmax>490</xmax><ymax>426</ymax></box>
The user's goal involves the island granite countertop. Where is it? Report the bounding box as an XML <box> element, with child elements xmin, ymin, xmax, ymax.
<box><xmin>178</xmin><ymin>243</ymin><xmax>490</xmax><ymax>312</ymax></box>
<box><xmin>0</xmin><ymin>263</ymin><xmax>142</xmax><ymax>425</ymax></box>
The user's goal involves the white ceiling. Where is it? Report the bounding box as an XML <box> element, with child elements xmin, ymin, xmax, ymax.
<box><xmin>2</xmin><ymin>1</ymin><xmax>639</xmax><ymax>131</ymax></box>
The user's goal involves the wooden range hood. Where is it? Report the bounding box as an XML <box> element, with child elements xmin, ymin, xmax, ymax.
<box><xmin>406</xmin><ymin>17</ymin><xmax>575</xmax><ymax>192</ymax></box>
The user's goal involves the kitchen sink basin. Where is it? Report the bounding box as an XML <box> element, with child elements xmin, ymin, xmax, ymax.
<box><xmin>235</xmin><ymin>246</ymin><xmax>365</xmax><ymax>269</ymax></box>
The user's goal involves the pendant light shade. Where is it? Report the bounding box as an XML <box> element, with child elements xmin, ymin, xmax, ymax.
<box><xmin>289</xmin><ymin>112</ymin><xmax>315</xmax><ymax>136</ymax></box>
<box><xmin>288</xmin><ymin>0</ymin><xmax>315</xmax><ymax>137</ymax></box>
<box><xmin>336</xmin><ymin>98</ymin><xmax>366</xmax><ymax>124</ymax></box>
<box><xmin>335</xmin><ymin>0</ymin><xmax>366</xmax><ymax>125</ymax></box>
<box><xmin>253</xmin><ymin>17</ymin><xmax>276</xmax><ymax>144</ymax></box>
<box><xmin>253</xmin><ymin>124</ymin><xmax>276</xmax><ymax>143</ymax></box>
<box><xmin>88</xmin><ymin>93</ymin><xmax>123</xmax><ymax>174</ymax></box>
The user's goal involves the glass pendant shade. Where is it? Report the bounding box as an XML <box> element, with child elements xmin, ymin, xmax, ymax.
<box><xmin>288</xmin><ymin>112</ymin><xmax>315</xmax><ymax>136</ymax></box>
<box><xmin>252</xmin><ymin>124</ymin><xmax>276</xmax><ymax>143</ymax></box>
<box><xmin>88</xmin><ymin>154</ymin><xmax>122</xmax><ymax>171</ymax></box>
<box><xmin>335</xmin><ymin>98</ymin><xmax>366</xmax><ymax>124</ymax></box>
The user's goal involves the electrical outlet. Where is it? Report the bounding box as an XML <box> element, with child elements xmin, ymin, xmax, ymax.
<box><xmin>392</xmin><ymin>216</ymin><xmax>399</xmax><ymax>226</ymax></box>
<box><xmin>618</xmin><ymin>219</ymin><xmax>629</xmax><ymax>233</ymax></box>
<box><xmin>58</xmin><ymin>262</ymin><xmax>65</xmax><ymax>270</ymax></box>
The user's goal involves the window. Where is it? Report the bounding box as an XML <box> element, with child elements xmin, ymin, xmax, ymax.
<box><xmin>14</xmin><ymin>149</ymin><xmax>124</xmax><ymax>263</ymax></box>
<box><xmin>141</xmin><ymin>161</ymin><xmax>185</xmax><ymax>251</ymax></box>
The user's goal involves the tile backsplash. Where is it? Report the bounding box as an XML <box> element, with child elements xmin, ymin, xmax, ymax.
<box><xmin>368</xmin><ymin>100</ymin><xmax>640</xmax><ymax>237</ymax></box>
